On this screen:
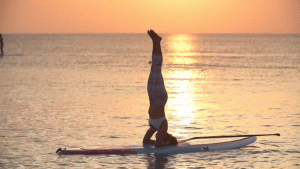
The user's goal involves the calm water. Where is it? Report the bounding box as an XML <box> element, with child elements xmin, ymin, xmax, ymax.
<box><xmin>0</xmin><ymin>34</ymin><xmax>299</xmax><ymax>168</ymax></box>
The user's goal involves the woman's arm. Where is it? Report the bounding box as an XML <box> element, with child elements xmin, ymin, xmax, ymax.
<box><xmin>143</xmin><ymin>128</ymin><xmax>156</xmax><ymax>144</ymax></box>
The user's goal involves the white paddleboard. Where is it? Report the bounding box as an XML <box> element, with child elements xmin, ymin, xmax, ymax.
<box><xmin>56</xmin><ymin>136</ymin><xmax>257</xmax><ymax>155</ymax></box>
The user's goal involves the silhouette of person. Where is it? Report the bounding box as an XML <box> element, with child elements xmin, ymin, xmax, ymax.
<box><xmin>143</xmin><ymin>30</ymin><xmax>177</xmax><ymax>147</ymax></box>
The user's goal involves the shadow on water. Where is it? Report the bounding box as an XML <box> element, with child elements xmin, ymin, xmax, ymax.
<box><xmin>146</xmin><ymin>153</ymin><xmax>170</xmax><ymax>169</ymax></box>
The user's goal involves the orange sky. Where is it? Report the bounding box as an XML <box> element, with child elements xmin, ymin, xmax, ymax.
<box><xmin>1</xmin><ymin>0</ymin><xmax>299</xmax><ymax>34</ymax></box>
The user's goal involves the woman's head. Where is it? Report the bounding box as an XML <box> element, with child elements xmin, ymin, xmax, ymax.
<box><xmin>163</xmin><ymin>133</ymin><xmax>178</xmax><ymax>145</ymax></box>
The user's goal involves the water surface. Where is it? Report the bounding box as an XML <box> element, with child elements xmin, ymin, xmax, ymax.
<box><xmin>0</xmin><ymin>34</ymin><xmax>299</xmax><ymax>168</ymax></box>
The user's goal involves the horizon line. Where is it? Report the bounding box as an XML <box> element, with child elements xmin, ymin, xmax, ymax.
<box><xmin>2</xmin><ymin>32</ymin><xmax>300</xmax><ymax>35</ymax></box>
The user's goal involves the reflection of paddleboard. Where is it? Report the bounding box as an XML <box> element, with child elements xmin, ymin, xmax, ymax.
<box><xmin>1</xmin><ymin>53</ymin><xmax>23</xmax><ymax>56</ymax></box>
<box><xmin>56</xmin><ymin>136</ymin><xmax>257</xmax><ymax>155</ymax></box>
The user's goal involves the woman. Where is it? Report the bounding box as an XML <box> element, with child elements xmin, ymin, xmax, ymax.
<box><xmin>143</xmin><ymin>30</ymin><xmax>177</xmax><ymax>147</ymax></box>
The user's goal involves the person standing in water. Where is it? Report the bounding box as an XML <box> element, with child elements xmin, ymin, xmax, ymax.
<box><xmin>0</xmin><ymin>34</ymin><xmax>4</xmax><ymax>56</ymax></box>
<box><xmin>143</xmin><ymin>30</ymin><xmax>177</xmax><ymax>147</ymax></box>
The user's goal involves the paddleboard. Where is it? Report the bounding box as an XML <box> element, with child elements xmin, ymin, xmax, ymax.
<box><xmin>56</xmin><ymin>136</ymin><xmax>257</xmax><ymax>155</ymax></box>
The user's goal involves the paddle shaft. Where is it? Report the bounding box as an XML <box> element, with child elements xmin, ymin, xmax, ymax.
<box><xmin>179</xmin><ymin>133</ymin><xmax>280</xmax><ymax>143</ymax></box>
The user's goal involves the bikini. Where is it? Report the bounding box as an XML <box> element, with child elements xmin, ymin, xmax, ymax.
<box><xmin>149</xmin><ymin>117</ymin><xmax>166</xmax><ymax>131</ymax></box>
<box><xmin>147</xmin><ymin>54</ymin><xmax>168</xmax><ymax>131</ymax></box>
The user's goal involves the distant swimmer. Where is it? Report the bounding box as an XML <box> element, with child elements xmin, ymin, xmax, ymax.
<box><xmin>0</xmin><ymin>34</ymin><xmax>3</xmax><ymax>56</ymax></box>
<box><xmin>143</xmin><ymin>30</ymin><xmax>178</xmax><ymax>147</ymax></box>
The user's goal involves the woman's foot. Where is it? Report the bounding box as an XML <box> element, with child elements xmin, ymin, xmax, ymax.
<box><xmin>147</xmin><ymin>29</ymin><xmax>162</xmax><ymax>42</ymax></box>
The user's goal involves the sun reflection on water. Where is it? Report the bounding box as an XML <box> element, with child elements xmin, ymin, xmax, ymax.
<box><xmin>165</xmin><ymin>34</ymin><xmax>199</xmax><ymax>58</ymax></box>
<box><xmin>164</xmin><ymin>34</ymin><xmax>207</xmax><ymax>136</ymax></box>
<box><xmin>166</xmin><ymin>69</ymin><xmax>202</xmax><ymax>136</ymax></box>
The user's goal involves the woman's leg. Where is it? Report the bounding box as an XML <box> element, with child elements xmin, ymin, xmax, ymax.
<box><xmin>147</xmin><ymin>30</ymin><xmax>168</xmax><ymax>106</ymax></box>
<box><xmin>148</xmin><ymin>30</ymin><xmax>162</xmax><ymax>55</ymax></box>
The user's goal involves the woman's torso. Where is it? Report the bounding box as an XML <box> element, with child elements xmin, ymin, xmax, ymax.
<box><xmin>148</xmin><ymin>105</ymin><xmax>165</xmax><ymax>119</ymax></box>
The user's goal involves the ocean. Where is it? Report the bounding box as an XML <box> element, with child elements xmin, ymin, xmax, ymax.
<box><xmin>0</xmin><ymin>33</ymin><xmax>299</xmax><ymax>168</ymax></box>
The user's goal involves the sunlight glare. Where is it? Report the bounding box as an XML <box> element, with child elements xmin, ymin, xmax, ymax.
<box><xmin>167</xmin><ymin>70</ymin><xmax>201</xmax><ymax>126</ymax></box>
<box><xmin>164</xmin><ymin>34</ymin><xmax>215</xmax><ymax>137</ymax></box>
<box><xmin>166</xmin><ymin>34</ymin><xmax>198</xmax><ymax>57</ymax></box>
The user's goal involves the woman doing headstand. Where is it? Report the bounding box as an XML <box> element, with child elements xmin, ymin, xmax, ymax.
<box><xmin>143</xmin><ymin>30</ymin><xmax>177</xmax><ymax>147</ymax></box>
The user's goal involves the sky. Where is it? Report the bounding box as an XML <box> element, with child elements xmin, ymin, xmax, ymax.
<box><xmin>1</xmin><ymin>0</ymin><xmax>299</xmax><ymax>34</ymax></box>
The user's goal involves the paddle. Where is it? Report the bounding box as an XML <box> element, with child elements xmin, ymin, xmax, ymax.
<box><xmin>179</xmin><ymin>133</ymin><xmax>280</xmax><ymax>143</ymax></box>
